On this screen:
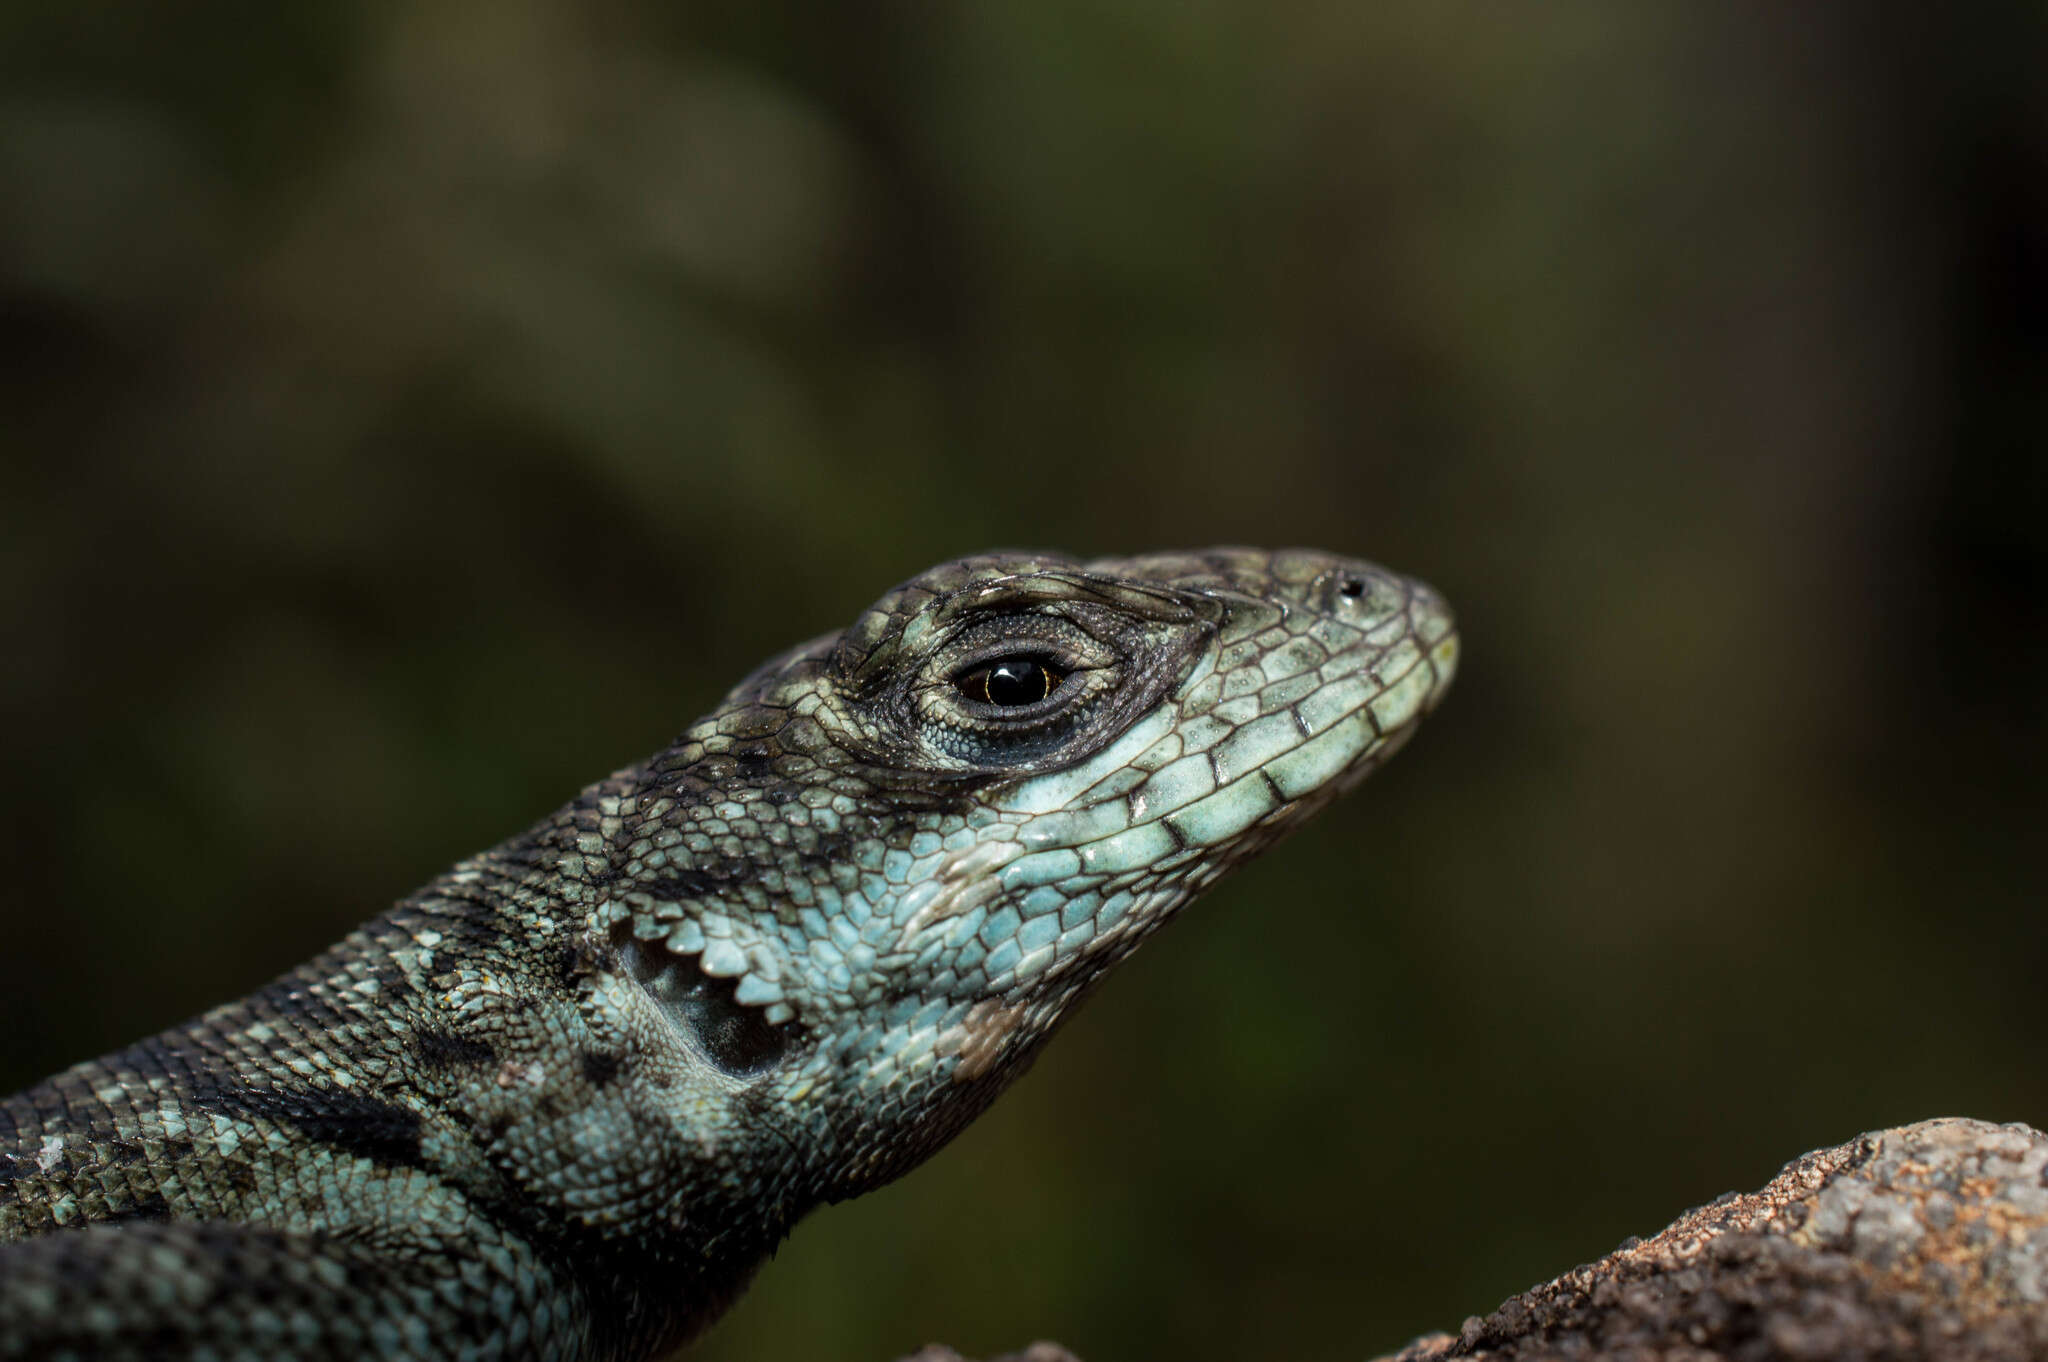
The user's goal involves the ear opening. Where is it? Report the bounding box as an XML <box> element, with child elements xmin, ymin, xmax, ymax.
<box><xmin>613</xmin><ymin>928</ymin><xmax>793</xmax><ymax>1077</ymax></box>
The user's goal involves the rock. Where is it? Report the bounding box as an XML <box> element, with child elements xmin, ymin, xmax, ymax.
<box><xmin>895</xmin><ymin>1343</ymin><xmax>1083</xmax><ymax>1362</ymax></box>
<box><xmin>1377</xmin><ymin>1117</ymin><xmax>2048</xmax><ymax>1361</ymax></box>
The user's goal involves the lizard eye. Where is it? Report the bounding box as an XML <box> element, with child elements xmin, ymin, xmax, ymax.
<box><xmin>953</xmin><ymin>658</ymin><xmax>1066</xmax><ymax>707</ymax></box>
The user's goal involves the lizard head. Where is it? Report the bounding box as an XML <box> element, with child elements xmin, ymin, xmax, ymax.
<box><xmin>570</xmin><ymin>547</ymin><xmax>1455</xmax><ymax>1247</ymax></box>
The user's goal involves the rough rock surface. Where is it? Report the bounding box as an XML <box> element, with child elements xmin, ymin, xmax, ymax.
<box><xmin>889</xmin><ymin>1119</ymin><xmax>2048</xmax><ymax>1362</ymax></box>
<box><xmin>895</xmin><ymin>1345</ymin><xmax>1082</xmax><ymax>1362</ymax></box>
<box><xmin>1377</xmin><ymin>1117</ymin><xmax>2048</xmax><ymax>1362</ymax></box>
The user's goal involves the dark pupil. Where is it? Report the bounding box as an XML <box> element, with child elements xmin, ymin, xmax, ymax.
<box><xmin>965</xmin><ymin>658</ymin><xmax>1059</xmax><ymax>706</ymax></box>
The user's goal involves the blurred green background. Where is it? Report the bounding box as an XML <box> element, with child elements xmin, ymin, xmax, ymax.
<box><xmin>2</xmin><ymin>2</ymin><xmax>2043</xmax><ymax>1358</ymax></box>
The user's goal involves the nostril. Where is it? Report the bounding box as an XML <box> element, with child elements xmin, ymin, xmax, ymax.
<box><xmin>1338</xmin><ymin>577</ymin><xmax>1365</xmax><ymax>599</ymax></box>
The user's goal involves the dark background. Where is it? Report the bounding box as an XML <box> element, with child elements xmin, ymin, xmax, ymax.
<box><xmin>2</xmin><ymin>3</ymin><xmax>2043</xmax><ymax>1359</ymax></box>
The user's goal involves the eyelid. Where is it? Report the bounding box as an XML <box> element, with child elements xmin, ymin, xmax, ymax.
<box><xmin>942</xmin><ymin>612</ymin><xmax>1099</xmax><ymax>668</ymax></box>
<box><xmin>947</xmin><ymin>642</ymin><xmax>1083</xmax><ymax>679</ymax></box>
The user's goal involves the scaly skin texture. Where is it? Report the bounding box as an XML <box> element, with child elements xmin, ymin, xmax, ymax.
<box><xmin>0</xmin><ymin>547</ymin><xmax>1457</xmax><ymax>1361</ymax></box>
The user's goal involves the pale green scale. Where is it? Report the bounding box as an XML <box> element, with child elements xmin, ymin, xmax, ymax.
<box><xmin>1365</xmin><ymin>611</ymin><xmax>1413</xmax><ymax>647</ymax></box>
<box><xmin>982</xmin><ymin>939</ymin><xmax>1022</xmax><ymax>978</ymax></box>
<box><xmin>699</xmin><ymin>940</ymin><xmax>746</xmax><ymax>977</ymax></box>
<box><xmin>1001</xmin><ymin>848</ymin><xmax>1083</xmax><ymax>891</ymax></box>
<box><xmin>1259</xmin><ymin>672</ymin><xmax>1321</xmax><ymax>712</ymax></box>
<box><xmin>1011</xmin><ymin>943</ymin><xmax>1055</xmax><ymax>983</ymax></box>
<box><xmin>1178</xmin><ymin>672</ymin><xmax>1222</xmax><ymax>716</ymax></box>
<box><xmin>1016</xmin><ymin>887</ymin><xmax>1064</xmax><ymax>921</ymax></box>
<box><xmin>942</xmin><ymin>904</ymin><xmax>992</xmax><ymax>946</ymax></box>
<box><xmin>1212</xmin><ymin>710</ymin><xmax>1305</xmax><ymax>785</ymax></box>
<box><xmin>1220</xmin><ymin>666</ymin><xmax>1264</xmax><ymax>700</ymax></box>
<box><xmin>1173</xmin><ymin>713</ymin><xmax>1234</xmax><ymax>756</ymax></box>
<box><xmin>1014</xmin><ymin>800</ymin><xmax>1130</xmax><ymax>852</ymax></box>
<box><xmin>1370</xmin><ymin>661</ymin><xmax>1436</xmax><ymax>733</ymax></box>
<box><xmin>1166</xmin><ymin>775</ymin><xmax>1280</xmax><ymax>848</ymax></box>
<box><xmin>1077</xmin><ymin>821</ymin><xmax>1178</xmax><ymax>877</ymax></box>
<box><xmin>1016</xmin><ymin>915</ymin><xmax>1059</xmax><ymax>955</ymax></box>
<box><xmin>1057</xmin><ymin>891</ymin><xmax>1102</xmax><ymax>931</ymax></box>
<box><xmin>1261</xmin><ymin>638</ymin><xmax>1326</xmax><ymax>684</ymax></box>
<box><xmin>1211</xmin><ymin>695</ymin><xmax>1261</xmax><ymax>726</ymax></box>
<box><xmin>1266</xmin><ymin>711</ymin><xmax>1379</xmax><ymax>800</ymax></box>
<box><xmin>1129</xmin><ymin>751</ymin><xmax>1215</xmax><ymax>821</ymax></box>
<box><xmin>889</xmin><ymin>879</ymin><xmax>943</xmax><ymax>927</ymax></box>
<box><xmin>1298</xmin><ymin>674</ymin><xmax>1376</xmax><ymax>735</ymax></box>
<box><xmin>1072</xmin><ymin>762</ymin><xmax>1148</xmax><ymax>807</ymax></box>
<box><xmin>978</xmin><ymin>903</ymin><xmax>1022</xmax><ymax>946</ymax></box>
<box><xmin>735</xmin><ymin>977</ymin><xmax>781</xmax><ymax>1005</ymax></box>
<box><xmin>1132</xmin><ymin>731</ymin><xmax>1184</xmax><ymax>771</ymax></box>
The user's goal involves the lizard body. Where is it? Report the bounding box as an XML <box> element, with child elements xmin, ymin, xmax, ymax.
<box><xmin>0</xmin><ymin>547</ymin><xmax>1456</xmax><ymax>1360</ymax></box>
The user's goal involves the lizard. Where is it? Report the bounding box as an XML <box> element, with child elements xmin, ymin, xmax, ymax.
<box><xmin>0</xmin><ymin>546</ymin><xmax>1457</xmax><ymax>1361</ymax></box>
